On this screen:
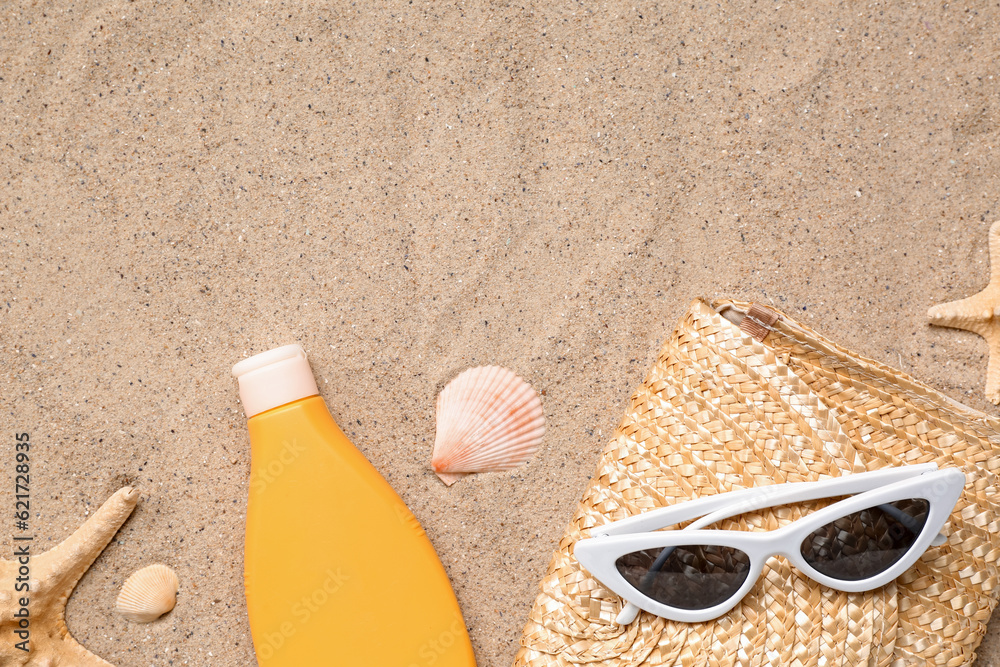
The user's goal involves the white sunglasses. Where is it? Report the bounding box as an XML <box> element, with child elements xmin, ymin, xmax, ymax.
<box><xmin>574</xmin><ymin>464</ymin><xmax>965</xmax><ymax>624</ymax></box>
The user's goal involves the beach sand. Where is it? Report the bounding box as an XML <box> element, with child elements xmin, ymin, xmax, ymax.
<box><xmin>2</xmin><ymin>1</ymin><xmax>1000</xmax><ymax>665</ymax></box>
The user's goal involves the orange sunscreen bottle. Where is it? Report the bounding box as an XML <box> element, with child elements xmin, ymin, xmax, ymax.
<box><xmin>233</xmin><ymin>345</ymin><xmax>476</xmax><ymax>666</ymax></box>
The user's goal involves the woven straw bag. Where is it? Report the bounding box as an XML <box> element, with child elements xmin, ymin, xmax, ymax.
<box><xmin>515</xmin><ymin>298</ymin><xmax>1000</xmax><ymax>667</ymax></box>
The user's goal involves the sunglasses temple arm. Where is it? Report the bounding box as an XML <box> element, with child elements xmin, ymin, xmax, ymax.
<box><xmin>877</xmin><ymin>502</ymin><xmax>948</xmax><ymax>546</ymax></box>
<box><xmin>640</xmin><ymin>546</ymin><xmax>678</xmax><ymax>587</ymax></box>
<box><xmin>611</xmin><ymin>509</ymin><xmax>731</xmax><ymax>625</ymax></box>
<box><xmin>618</xmin><ymin>520</ymin><xmax>712</xmax><ymax>625</ymax></box>
<box><xmin>616</xmin><ymin>603</ymin><xmax>640</xmax><ymax>625</ymax></box>
<box><xmin>638</xmin><ymin>512</ymin><xmax>720</xmax><ymax>584</ymax></box>
<box><xmin>623</xmin><ymin>543</ymin><xmax>682</xmax><ymax>624</ymax></box>
<box><xmin>598</xmin><ymin>464</ymin><xmax>939</xmax><ymax>537</ymax></box>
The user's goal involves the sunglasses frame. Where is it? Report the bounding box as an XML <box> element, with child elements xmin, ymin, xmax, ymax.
<box><xmin>574</xmin><ymin>464</ymin><xmax>966</xmax><ymax>624</ymax></box>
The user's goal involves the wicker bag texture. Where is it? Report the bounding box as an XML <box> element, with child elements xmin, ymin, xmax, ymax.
<box><xmin>514</xmin><ymin>298</ymin><xmax>1000</xmax><ymax>667</ymax></box>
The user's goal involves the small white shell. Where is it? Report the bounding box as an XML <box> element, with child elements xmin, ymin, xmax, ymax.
<box><xmin>431</xmin><ymin>366</ymin><xmax>545</xmax><ymax>485</ymax></box>
<box><xmin>116</xmin><ymin>564</ymin><xmax>178</xmax><ymax>623</ymax></box>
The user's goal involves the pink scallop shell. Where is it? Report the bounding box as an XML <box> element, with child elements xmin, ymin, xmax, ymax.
<box><xmin>431</xmin><ymin>366</ymin><xmax>545</xmax><ymax>485</ymax></box>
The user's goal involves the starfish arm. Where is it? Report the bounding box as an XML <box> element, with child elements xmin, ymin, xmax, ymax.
<box><xmin>928</xmin><ymin>292</ymin><xmax>995</xmax><ymax>336</ymax></box>
<box><xmin>32</xmin><ymin>487</ymin><xmax>140</xmax><ymax>598</ymax></box>
<box><xmin>29</xmin><ymin>628</ymin><xmax>116</xmax><ymax>667</ymax></box>
<box><xmin>61</xmin><ymin>640</ymin><xmax>117</xmax><ymax>667</ymax></box>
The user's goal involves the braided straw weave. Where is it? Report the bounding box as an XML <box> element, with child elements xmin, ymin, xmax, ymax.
<box><xmin>515</xmin><ymin>298</ymin><xmax>1000</xmax><ymax>667</ymax></box>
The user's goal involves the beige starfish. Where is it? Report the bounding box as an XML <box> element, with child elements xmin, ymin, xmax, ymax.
<box><xmin>0</xmin><ymin>486</ymin><xmax>139</xmax><ymax>666</ymax></box>
<box><xmin>928</xmin><ymin>221</ymin><xmax>1000</xmax><ymax>404</ymax></box>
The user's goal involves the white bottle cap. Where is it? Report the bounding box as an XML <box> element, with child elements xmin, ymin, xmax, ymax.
<box><xmin>232</xmin><ymin>344</ymin><xmax>319</xmax><ymax>417</ymax></box>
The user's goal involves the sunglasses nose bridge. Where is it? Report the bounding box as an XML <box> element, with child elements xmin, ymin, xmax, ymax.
<box><xmin>750</xmin><ymin>521</ymin><xmax>802</xmax><ymax>561</ymax></box>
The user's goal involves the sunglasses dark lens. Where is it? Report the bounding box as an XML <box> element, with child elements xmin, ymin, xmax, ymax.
<box><xmin>800</xmin><ymin>498</ymin><xmax>930</xmax><ymax>581</ymax></box>
<box><xmin>615</xmin><ymin>545</ymin><xmax>751</xmax><ymax>611</ymax></box>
